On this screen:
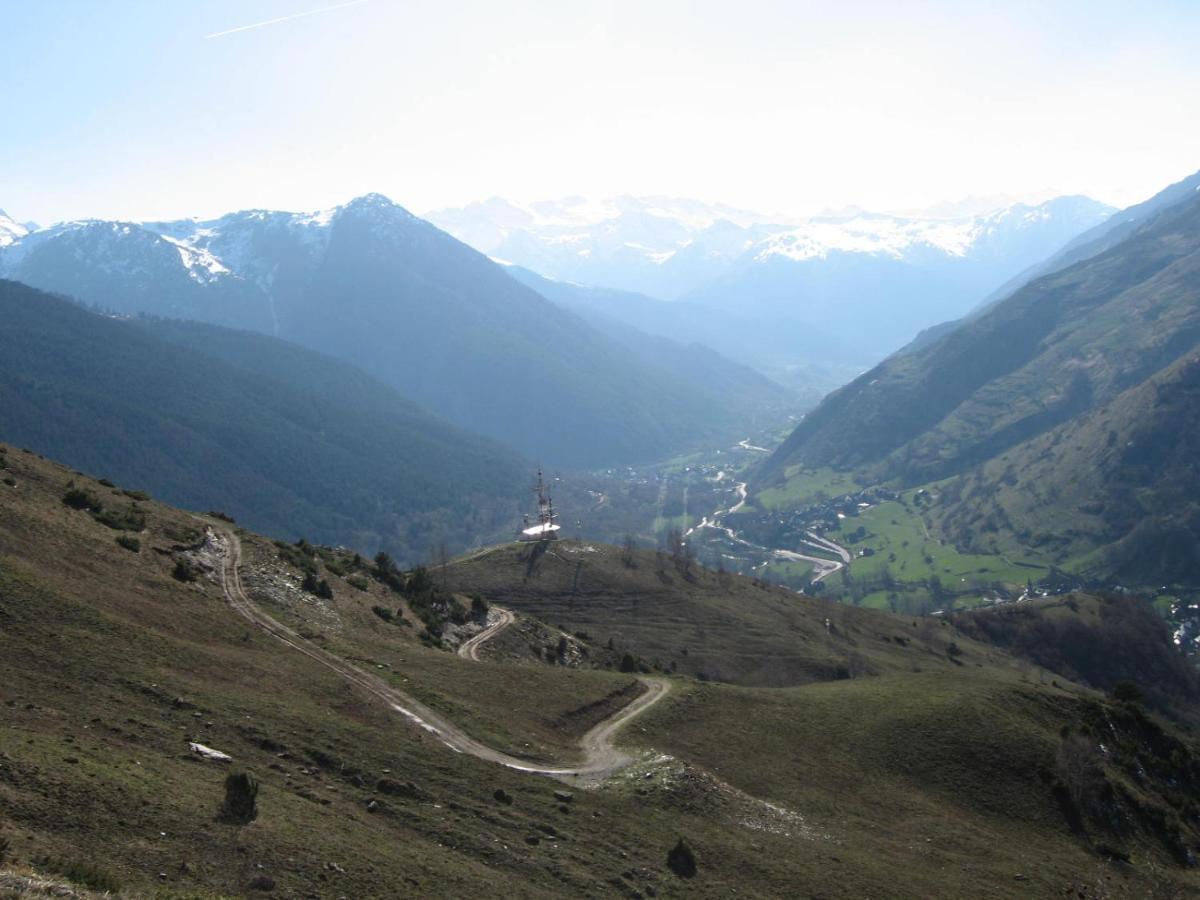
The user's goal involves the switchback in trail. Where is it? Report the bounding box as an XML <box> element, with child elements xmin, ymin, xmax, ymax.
<box><xmin>213</xmin><ymin>527</ymin><xmax>671</xmax><ymax>782</ymax></box>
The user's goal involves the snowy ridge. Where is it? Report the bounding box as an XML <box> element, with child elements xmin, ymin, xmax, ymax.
<box><xmin>0</xmin><ymin>209</ymin><xmax>29</xmax><ymax>248</ymax></box>
<box><xmin>427</xmin><ymin>193</ymin><xmax>1115</xmax><ymax>299</ymax></box>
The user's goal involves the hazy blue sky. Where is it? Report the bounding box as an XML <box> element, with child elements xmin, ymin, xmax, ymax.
<box><xmin>5</xmin><ymin>0</ymin><xmax>1200</xmax><ymax>223</ymax></box>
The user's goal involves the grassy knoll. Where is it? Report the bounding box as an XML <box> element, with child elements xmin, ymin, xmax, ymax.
<box><xmin>447</xmin><ymin>540</ymin><xmax>1010</xmax><ymax>687</ymax></box>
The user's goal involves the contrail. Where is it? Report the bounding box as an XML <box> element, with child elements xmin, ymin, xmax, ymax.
<box><xmin>205</xmin><ymin>0</ymin><xmax>370</xmax><ymax>39</ymax></box>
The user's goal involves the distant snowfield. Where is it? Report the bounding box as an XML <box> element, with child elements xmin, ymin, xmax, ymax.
<box><xmin>425</xmin><ymin>193</ymin><xmax>1116</xmax><ymax>300</ymax></box>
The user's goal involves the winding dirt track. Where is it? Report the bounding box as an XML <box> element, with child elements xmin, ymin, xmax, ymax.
<box><xmin>214</xmin><ymin>528</ymin><xmax>669</xmax><ymax>780</ymax></box>
<box><xmin>457</xmin><ymin>607</ymin><xmax>515</xmax><ymax>661</ymax></box>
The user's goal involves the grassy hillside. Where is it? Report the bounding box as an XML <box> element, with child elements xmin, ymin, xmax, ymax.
<box><xmin>931</xmin><ymin>351</ymin><xmax>1200</xmax><ymax>583</ymax></box>
<box><xmin>756</xmin><ymin>177</ymin><xmax>1200</xmax><ymax>590</ymax></box>
<box><xmin>3</xmin><ymin>445</ymin><xmax>1200</xmax><ymax>897</ymax></box>
<box><xmin>447</xmin><ymin>540</ymin><xmax>1042</xmax><ymax>688</ymax></box>
<box><xmin>0</xmin><ymin>279</ymin><xmax>526</xmax><ymax>563</ymax></box>
<box><xmin>765</xmin><ymin>189</ymin><xmax>1200</xmax><ymax>487</ymax></box>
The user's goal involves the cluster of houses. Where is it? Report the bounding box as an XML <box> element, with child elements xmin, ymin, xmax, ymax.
<box><xmin>775</xmin><ymin>486</ymin><xmax>898</xmax><ymax>537</ymax></box>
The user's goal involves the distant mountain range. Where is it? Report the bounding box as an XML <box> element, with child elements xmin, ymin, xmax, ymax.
<box><xmin>0</xmin><ymin>279</ymin><xmax>527</xmax><ymax>563</ymax></box>
<box><xmin>427</xmin><ymin>194</ymin><xmax>1115</xmax><ymax>380</ymax></box>
<box><xmin>0</xmin><ymin>195</ymin><xmax>793</xmax><ymax>469</ymax></box>
<box><xmin>762</xmin><ymin>168</ymin><xmax>1200</xmax><ymax>584</ymax></box>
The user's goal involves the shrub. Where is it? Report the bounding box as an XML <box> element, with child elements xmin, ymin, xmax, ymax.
<box><xmin>172</xmin><ymin>559</ymin><xmax>198</xmax><ymax>582</ymax></box>
<box><xmin>0</xmin><ymin>833</ymin><xmax>9</xmax><ymax>865</ymax></box>
<box><xmin>62</xmin><ymin>488</ymin><xmax>100</xmax><ymax>511</ymax></box>
<box><xmin>209</xmin><ymin>510</ymin><xmax>236</xmax><ymax>523</ymax></box>
<box><xmin>2</xmin><ymin>476</ymin><xmax>14</xmax><ymax>487</ymax></box>
<box><xmin>93</xmin><ymin>503</ymin><xmax>147</xmax><ymax>531</ymax></box>
<box><xmin>667</xmin><ymin>838</ymin><xmax>697</xmax><ymax>878</ymax></box>
<box><xmin>471</xmin><ymin>594</ymin><xmax>490</xmax><ymax>619</ymax></box>
<box><xmin>1111</xmin><ymin>680</ymin><xmax>1144</xmax><ymax>705</ymax></box>
<box><xmin>347</xmin><ymin>574</ymin><xmax>369</xmax><ymax>591</ymax></box>
<box><xmin>122</xmin><ymin>488</ymin><xmax>151</xmax><ymax>501</ymax></box>
<box><xmin>946</xmin><ymin>641</ymin><xmax>962</xmax><ymax>657</ymax></box>
<box><xmin>301</xmin><ymin>571</ymin><xmax>334</xmax><ymax>599</ymax></box>
<box><xmin>116</xmin><ymin>535</ymin><xmax>141</xmax><ymax>553</ymax></box>
<box><xmin>371</xmin><ymin>605</ymin><xmax>394</xmax><ymax>622</ymax></box>
<box><xmin>620</xmin><ymin>653</ymin><xmax>637</xmax><ymax>673</ymax></box>
<box><xmin>218</xmin><ymin>771</ymin><xmax>259</xmax><ymax>824</ymax></box>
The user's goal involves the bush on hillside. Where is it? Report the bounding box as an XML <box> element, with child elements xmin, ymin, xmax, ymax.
<box><xmin>93</xmin><ymin>503</ymin><xmax>147</xmax><ymax>531</ymax></box>
<box><xmin>218</xmin><ymin>771</ymin><xmax>259</xmax><ymax>824</ymax></box>
<box><xmin>172</xmin><ymin>559</ymin><xmax>199</xmax><ymax>582</ymax></box>
<box><xmin>667</xmin><ymin>838</ymin><xmax>697</xmax><ymax>878</ymax></box>
<box><xmin>116</xmin><ymin>534</ymin><xmax>141</xmax><ymax>553</ymax></box>
<box><xmin>62</xmin><ymin>487</ymin><xmax>101</xmax><ymax>511</ymax></box>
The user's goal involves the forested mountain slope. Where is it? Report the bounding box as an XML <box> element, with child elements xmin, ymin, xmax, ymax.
<box><xmin>0</xmin><ymin>279</ymin><xmax>525</xmax><ymax>561</ymax></box>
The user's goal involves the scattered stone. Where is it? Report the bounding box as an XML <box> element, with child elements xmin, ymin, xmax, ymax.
<box><xmin>366</xmin><ymin>798</ymin><xmax>379</xmax><ymax>813</ymax></box>
<box><xmin>553</xmin><ymin>789</ymin><xmax>574</xmax><ymax>803</ymax></box>
<box><xmin>248</xmin><ymin>874</ymin><xmax>276</xmax><ymax>891</ymax></box>
<box><xmin>377</xmin><ymin>778</ymin><xmax>426</xmax><ymax>800</ymax></box>
<box><xmin>525</xmin><ymin>835</ymin><xmax>540</xmax><ymax>846</ymax></box>
<box><xmin>189</xmin><ymin>741</ymin><xmax>233</xmax><ymax>763</ymax></box>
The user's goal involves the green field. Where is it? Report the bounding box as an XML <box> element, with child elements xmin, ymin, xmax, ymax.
<box><xmin>753</xmin><ymin>466</ymin><xmax>862</xmax><ymax>511</ymax></box>
<box><xmin>825</xmin><ymin>491</ymin><xmax>1050</xmax><ymax>610</ymax></box>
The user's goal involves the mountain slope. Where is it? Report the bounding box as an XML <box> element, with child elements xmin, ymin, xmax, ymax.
<box><xmin>683</xmin><ymin>197</ymin><xmax>1115</xmax><ymax>362</ymax></box>
<box><xmin>430</xmin><ymin>194</ymin><xmax>1113</xmax><ymax>374</ymax></box>
<box><xmin>4</xmin><ymin>446</ymin><xmax>1200</xmax><ymax>897</ymax></box>
<box><xmin>765</xmin><ymin>185</ymin><xmax>1200</xmax><ymax>487</ymax></box>
<box><xmin>0</xmin><ymin>279</ymin><xmax>525</xmax><ymax>561</ymax></box>
<box><xmin>504</xmin><ymin>265</ymin><xmax>798</xmax><ymax>412</ymax></box>
<box><xmin>0</xmin><ymin>195</ymin><xmax>787</xmax><ymax>468</ymax></box>
<box><xmin>933</xmin><ymin>350</ymin><xmax>1200</xmax><ymax>581</ymax></box>
<box><xmin>505</xmin><ymin>265</ymin><xmax>859</xmax><ymax>403</ymax></box>
<box><xmin>975</xmin><ymin>169</ymin><xmax>1200</xmax><ymax>315</ymax></box>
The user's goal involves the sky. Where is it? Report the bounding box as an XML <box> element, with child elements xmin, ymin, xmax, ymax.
<box><xmin>4</xmin><ymin>0</ymin><xmax>1200</xmax><ymax>225</ymax></box>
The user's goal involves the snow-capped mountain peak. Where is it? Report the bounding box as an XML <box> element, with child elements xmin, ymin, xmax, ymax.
<box><xmin>0</xmin><ymin>209</ymin><xmax>29</xmax><ymax>248</ymax></box>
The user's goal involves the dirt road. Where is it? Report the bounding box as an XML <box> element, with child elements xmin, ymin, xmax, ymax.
<box><xmin>214</xmin><ymin>527</ymin><xmax>669</xmax><ymax>781</ymax></box>
<box><xmin>457</xmin><ymin>607</ymin><xmax>515</xmax><ymax>661</ymax></box>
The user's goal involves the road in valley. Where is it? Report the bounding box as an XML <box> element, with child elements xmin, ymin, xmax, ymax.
<box><xmin>212</xmin><ymin>526</ymin><xmax>669</xmax><ymax>781</ymax></box>
<box><xmin>684</xmin><ymin>442</ymin><xmax>851</xmax><ymax>583</ymax></box>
